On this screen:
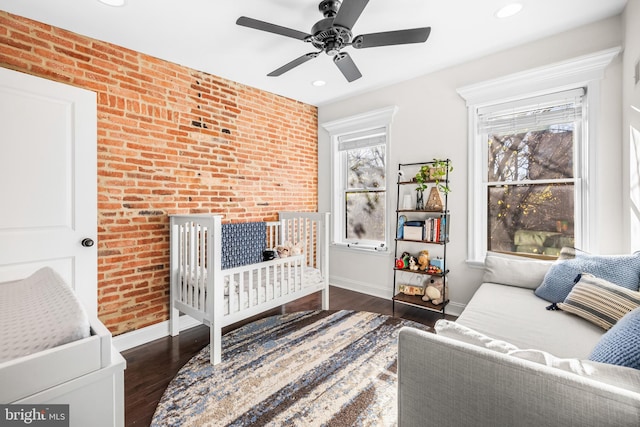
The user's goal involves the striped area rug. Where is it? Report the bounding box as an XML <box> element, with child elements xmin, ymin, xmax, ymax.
<box><xmin>152</xmin><ymin>310</ymin><xmax>429</xmax><ymax>426</ymax></box>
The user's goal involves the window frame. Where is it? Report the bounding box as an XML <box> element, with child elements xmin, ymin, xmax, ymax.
<box><xmin>481</xmin><ymin>88</ymin><xmax>585</xmax><ymax>256</ymax></box>
<box><xmin>457</xmin><ymin>48</ymin><xmax>620</xmax><ymax>265</ymax></box>
<box><xmin>321</xmin><ymin>106</ymin><xmax>398</xmax><ymax>252</ymax></box>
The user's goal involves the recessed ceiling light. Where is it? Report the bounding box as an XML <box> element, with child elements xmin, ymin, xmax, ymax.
<box><xmin>98</xmin><ymin>0</ymin><xmax>126</xmax><ymax>6</ymax></box>
<box><xmin>495</xmin><ymin>3</ymin><xmax>523</xmax><ymax>19</ymax></box>
<box><xmin>312</xmin><ymin>80</ymin><xmax>326</xmax><ymax>87</ymax></box>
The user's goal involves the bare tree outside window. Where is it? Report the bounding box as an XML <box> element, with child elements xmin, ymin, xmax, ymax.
<box><xmin>345</xmin><ymin>145</ymin><xmax>386</xmax><ymax>242</ymax></box>
<box><xmin>487</xmin><ymin>125</ymin><xmax>576</xmax><ymax>256</ymax></box>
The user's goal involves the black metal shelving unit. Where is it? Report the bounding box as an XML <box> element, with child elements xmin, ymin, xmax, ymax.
<box><xmin>392</xmin><ymin>160</ymin><xmax>450</xmax><ymax>317</ymax></box>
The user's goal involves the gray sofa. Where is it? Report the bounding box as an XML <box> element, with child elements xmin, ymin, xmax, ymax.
<box><xmin>398</xmin><ymin>252</ymin><xmax>640</xmax><ymax>427</ymax></box>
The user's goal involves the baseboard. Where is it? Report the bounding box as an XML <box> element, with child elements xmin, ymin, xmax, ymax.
<box><xmin>330</xmin><ymin>275</ymin><xmax>466</xmax><ymax>318</ymax></box>
<box><xmin>329</xmin><ymin>276</ymin><xmax>392</xmax><ymax>300</ymax></box>
<box><xmin>444</xmin><ymin>301</ymin><xmax>465</xmax><ymax>317</ymax></box>
<box><xmin>113</xmin><ymin>315</ymin><xmax>201</xmax><ymax>352</ymax></box>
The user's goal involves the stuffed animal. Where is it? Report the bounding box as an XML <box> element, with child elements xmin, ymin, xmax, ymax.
<box><xmin>422</xmin><ymin>285</ymin><xmax>441</xmax><ymax>302</ymax></box>
<box><xmin>401</xmin><ymin>251</ymin><xmax>411</xmax><ymax>269</ymax></box>
<box><xmin>276</xmin><ymin>241</ymin><xmax>302</xmax><ymax>258</ymax></box>
<box><xmin>276</xmin><ymin>245</ymin><xmax>289</xmax><ymax>258</ymax></box>
<box><xmin>408</xmin><ymin>256</ymin><xmax>419</xmax><ymax>271</ymax></box>
<box><xmin>417</xmin><ymin>250</ymin><xmax>430</xmax><ymax>271</ymax></box>
<box><xmin>421</xmin><ymin>276</ymin><xmax>447</xmax><ymax>305</ymax></box>
<box><xmin>289</xmin><ymin>241</ymin><xmax>303</xmax><ymax>256</ymax></box>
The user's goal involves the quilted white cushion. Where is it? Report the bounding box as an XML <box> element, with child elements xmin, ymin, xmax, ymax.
<box><xmin>0</xmin><ymin>267</ymin><xmax>90</xmax><ymax>363</ymax></box>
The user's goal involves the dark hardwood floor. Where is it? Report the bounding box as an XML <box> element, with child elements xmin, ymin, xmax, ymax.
<box><xmin>122</xmin><ymin>286</ymin><xmax>455</xmax><ymax>426</ymax></box>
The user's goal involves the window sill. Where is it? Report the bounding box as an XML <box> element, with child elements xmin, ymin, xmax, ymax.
<box><xmin>332</xmin><ymin>242</ymin><xmax>390</xmax><ymax>256</ymax></box>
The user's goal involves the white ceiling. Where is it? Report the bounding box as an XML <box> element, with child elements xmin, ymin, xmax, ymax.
<box><xmin>0</xmin><ymin>0</ymin><xmax>627</xmax><ymax>106</ymax></box>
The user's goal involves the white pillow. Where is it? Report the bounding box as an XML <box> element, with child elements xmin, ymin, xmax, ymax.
<box><xmin>483</xmin><ymin>252</ymin><xmax>552</xmax><ymax>289</ymax></box>
<box><xmin>508</xmin><ymin>349</ymin><xmax>640</xmax><ymax>393</ymax></box>
<box><xmin>434</xmin><ymin>319</ymin><xmax>519</xmax><ymax>353</ymax></box>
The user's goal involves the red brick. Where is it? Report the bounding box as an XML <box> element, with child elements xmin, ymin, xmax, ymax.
<box><xmin>0</xmin><ymin>10</ymin><xmax>318</xmax><ymax>337</ymax></box>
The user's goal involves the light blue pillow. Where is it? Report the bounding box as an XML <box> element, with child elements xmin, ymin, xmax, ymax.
<box><xmin>534</xmin><ymin>249</ymin><xmax>640</xmax><ymax>303</ymax></box>
<box><xmin>589</xmin><ymin>307</ymin><xmax>640</xmax><ymax>370</ymax></box>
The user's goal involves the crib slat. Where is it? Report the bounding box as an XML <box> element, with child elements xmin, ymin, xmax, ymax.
<box><xmin>198</xmin><ymin>223</ymin><xmax>206</xmax><ymax>312</ymax></box>
<box><xmin>282</xmin><ymin>262</ymin><xmax>287</xmax><ymax>297</ymax></box>
<box><xmin>229</xmin><ymin>273</ymin><xmax>235</xmax><ymax>315</ymax></box>
<box><xmin>239</xmin><ymin>269</ymin><xmax>245</xmax><ymax>313</ymax></box>
<box><xmin>182</xmin><ymin>223</ymin><xmax>190</xmax><ymax>306</ymax></box>
<box><xmin>256</xmin><ymin>266</ymin><xmax>262</xmax><ymax>306</ymax></box>
<box><xmin>309</xmin><ymin>221</ymin><xmax>315</xmax><ymax>269</ymax></box>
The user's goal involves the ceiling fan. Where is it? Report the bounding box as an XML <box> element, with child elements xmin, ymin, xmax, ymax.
<box><xmin>236</xmin><ymin>0</ymin><xmax>431</xmax><ymax>82</ymax></box>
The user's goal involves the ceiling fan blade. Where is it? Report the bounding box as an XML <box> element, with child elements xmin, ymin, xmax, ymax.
<box><xmin>333</xmin><ymin>52</ymin><xmax>362</xmax><ymax>82</ymax></box>
<box><xmin>236</xmin><ymin>16</ymin><xmax>311</xmax><ymax>41</ymax></box>
<box><xmin>332</xmin><ymin>0</ymin><xmax>369</xmax><ymax>29</ymax></box>
<box><xmin>353</xmin><ymin>27</ymin><xmax>431</xmax><ymax>49</ymax></box>
<box><xmin>268</xmin><ymin>52</ymin><xmax>320</xmax><ymax>77</ymax></box>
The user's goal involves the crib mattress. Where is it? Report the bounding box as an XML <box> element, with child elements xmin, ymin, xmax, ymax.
<box><xmin>0</xmin><ymin>267</ymin><xmax>91</xmax><ymax>363</ymax></box>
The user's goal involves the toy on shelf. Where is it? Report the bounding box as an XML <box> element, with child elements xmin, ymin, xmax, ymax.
<box><xmin>422</xmin><ymin>276</ymin><xmax>447</xmax><ymax>305</ymax></box>
<box><xmin>417</xmin><ymin>250</ymin><xmax>430</xmax><ymax>271</ymax></box>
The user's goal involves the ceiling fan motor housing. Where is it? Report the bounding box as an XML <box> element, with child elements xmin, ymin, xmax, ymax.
<box><xmin>311</xmin><ymin>1</ymin><xmax>352</xmax><ymax>56</ymax></box>
<box><xmin>310</xmin><ymin>19</ymin><xmax>352</xmax><ymax>55</ymax></box>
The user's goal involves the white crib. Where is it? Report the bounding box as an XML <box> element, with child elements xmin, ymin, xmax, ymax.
<box><xmin>169</xmin><ymin>212</ymin><xmax>330</xmax><ymax>364</ymax></box>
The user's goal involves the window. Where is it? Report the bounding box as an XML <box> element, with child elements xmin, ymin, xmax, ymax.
<box><xmin>340</xmin><ymin>129</ymin><xmax>386</xmax><ymax>245</ymax></box>
<box><xmin>480</xmin><ymin>89</ymin><xmax>583</xmax><ymax>257</ymax></box>
<box><xmin>457</xmin><ymin>47</ymin><xmax>620</xmax><ymax>264</ymax></box>
<box><xmin>321</xmin><ymin>106</ymin><xmax>397</xmax><ymax>250</ymax></box>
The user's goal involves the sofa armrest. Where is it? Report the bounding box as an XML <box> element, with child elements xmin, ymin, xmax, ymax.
<box><xmin>398</xmin><ymin>327</ymin><xmax>640</xmax><ymax>427</ymax></box>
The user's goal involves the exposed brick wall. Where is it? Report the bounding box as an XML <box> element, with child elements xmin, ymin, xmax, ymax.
<box><xmin>0</xmin><ymin>11</ymin><xmax>318</xmax><ymax>335</ymax></box>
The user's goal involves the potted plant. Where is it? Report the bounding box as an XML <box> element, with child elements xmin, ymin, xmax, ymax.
<box><xmin>430</xmin><ymin>158</ymin><xmax>453</xmax><ymax>194</ymax></box>
<box><xmin>414</xmin><ymin>166</ymin><xmax>429</xmax><ymax>210</ymax></box>
<box><xmin>414</xmin><ymin>166</ymin><xmax>430</xmax><ymax>192</ymax></box>
<box><xmin>414</xmin><ymin>159</ymin><xmax>453</xmax><ymax>194</ymax></box>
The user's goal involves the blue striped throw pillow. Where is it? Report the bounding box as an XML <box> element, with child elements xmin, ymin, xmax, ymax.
<box><xmin>558</xmin><ymin>274</ymin><xmax>640</xmax><ymax>330</ymax></box>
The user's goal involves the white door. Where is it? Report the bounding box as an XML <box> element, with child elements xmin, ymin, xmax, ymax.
<box><xmin>0</xmin><ymin>68</ymin><xmax>98</xmax><ymax>316</ymax></box>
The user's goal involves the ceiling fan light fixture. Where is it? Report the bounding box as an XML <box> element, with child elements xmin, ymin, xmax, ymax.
<box><xmin>97</xmin><ymin>0</ymin><xmax>126</xmax><ymax>6</ymax></box>
<box><xmin>495</xmin><ymin>3</ymin><xmax>523</xmax><ymax>19</ymax></box>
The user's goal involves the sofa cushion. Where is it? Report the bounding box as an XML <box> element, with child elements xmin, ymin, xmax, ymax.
<box><xmin>534</xmin><ymin>248</ymin><xmax>640</xmax><ymax>303</ymax></box>
<box><xmin>434</xmin><ymin>319</ymin><xmax>518</xmax><ymax>353</ymax></box>
<box><xmin>558</xmin><ymin>274</ymin><xmax>640</xmax><ymax>330</ymax></box>
<box><xmin>589</xmin><ymin>307</ymin><xmax>640</xmax><ymax>370</ymax></box>
<box><xmin>482</xmin><ymin>252</ymin><xmax>552</xmax><ymax>290</ymax></box>
<box><xmin>457</xmin><ymin>283</ymin><xmax>603</xmax><ymax>358</ymax></box>
<box><xmin>508</xmin><ymin>349</ymin><xmax>640</xmax><ymax>393</ymax></box>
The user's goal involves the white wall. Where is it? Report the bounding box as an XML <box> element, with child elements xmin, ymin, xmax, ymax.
<box><xmin>623</xmin><ymin>0</ymin><xmax>640</xmax><ymax>252</ymax></box>
<box><xmin>318</xmin><ymin>16</ymin><xmax>624</xmax><ymax>315</ymax></box>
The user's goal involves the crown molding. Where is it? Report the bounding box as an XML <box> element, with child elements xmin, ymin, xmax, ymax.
<box><xmin>321</xmin><ymin>105</ymin><xmax>398</xmax><ymax>134</ymax></box>
<box><xmin>457</xmin><ymin>47</ymin><xmax>622</xmax><ymax>107</ymax></box>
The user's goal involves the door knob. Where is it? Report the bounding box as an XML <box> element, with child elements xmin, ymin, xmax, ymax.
<box><xmin>81</xmin><ymin>238</ymin><xmax>95</xmax><ymax>247</ymax></box>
